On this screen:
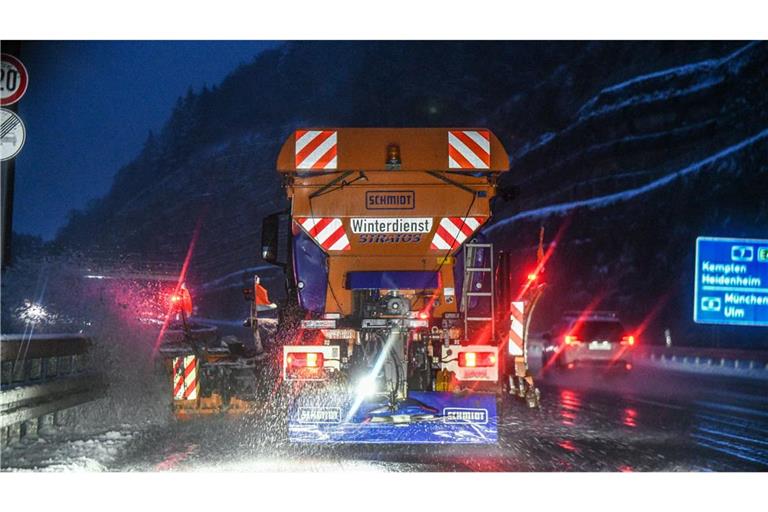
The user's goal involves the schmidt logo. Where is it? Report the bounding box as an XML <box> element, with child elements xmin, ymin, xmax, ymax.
<box><xmin>297</xmin><ymin>407</ymin><xmax>342</xmax><ymax>423</ymax></box>
<box><xmin>443</xmin><ymin>408</ymin><xmax>488</xmax><ymax>424</ymax></box>
<box><xmin>366</xmin><ymin>190</ymin><xmax>415</xmax><ymax>210</ymax></box>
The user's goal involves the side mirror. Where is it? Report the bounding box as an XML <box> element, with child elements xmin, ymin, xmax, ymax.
<box><xmin>261</xmin><ymin>212</ymin><xmax>291</xmax><ymax>266</ymax></box>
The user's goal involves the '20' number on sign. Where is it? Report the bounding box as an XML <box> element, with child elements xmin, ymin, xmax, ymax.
<box><xmin>0</xmin><ymin>66</ymin><xmax>20</xmax><ymax>95</ymax></box>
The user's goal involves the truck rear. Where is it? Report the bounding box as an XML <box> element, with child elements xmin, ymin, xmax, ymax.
<box><xmin>261</xmin><ymin>128</ymin><xmax>538</xmax><ymax>444</ymax></box>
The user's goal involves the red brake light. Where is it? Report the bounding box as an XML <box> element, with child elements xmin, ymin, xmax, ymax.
<box><xmin>458</xmin><ymin>351</ymin><xmax>496</xmax><ymax>368</ymax></box>
<box><xmin>564</xmin><ymin>335</ymin><xmax>581</xmax><ymax>346</ymax></box>
<box><xmin>286</xmin><ymin>352</ymin><xmax>324</xmax><ymax>368</ymax></box>
<box><xmin>621</xmin><ymin>335</ymin><xmax>635</xmax><ymax>346</ymax></box>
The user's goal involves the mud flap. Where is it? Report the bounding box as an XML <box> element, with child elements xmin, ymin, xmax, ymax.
<box><xmin>288</xmin><ymin>391</ymin><xmax>498</xmax><ymax>444</ymax></box>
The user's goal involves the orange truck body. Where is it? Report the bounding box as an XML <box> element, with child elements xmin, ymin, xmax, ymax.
<box><xmin>277</xmin><ymin>128</ymin><xmax>509</xmax><ymax>319</ymax></box>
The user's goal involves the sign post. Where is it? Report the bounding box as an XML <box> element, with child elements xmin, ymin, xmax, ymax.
<box><xmin>694</xmin><ymin>236</ymin><xmax>768</xmax><ymax>327</ymax></box>
<box><xmin>1</xmin><ymin>45</ymin><xmax>26</xmax><ymax>271</ymax></box>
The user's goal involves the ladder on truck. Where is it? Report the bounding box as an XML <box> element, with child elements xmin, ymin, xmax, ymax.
<box><xmin>462</xmin><ymin>243</ymin><xmax>495</xmax><ymax>341</ymax></box>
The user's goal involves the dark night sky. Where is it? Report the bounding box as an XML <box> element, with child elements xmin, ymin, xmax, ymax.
<box><xmin>13</xmin><ymin>40</ymin><xmax>281</xmax><ymax>240</ymax></box>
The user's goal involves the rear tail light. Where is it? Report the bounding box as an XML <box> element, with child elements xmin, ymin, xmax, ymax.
<box><xmin>286</xmin><ymin>352</ymin><xmax>324</xmax><ymax>368</ymax></box>
<box><xmin>621</xmin><ymin>335</ymin><xmax>635</xmax><ymax>346</ymax></box>
<box><xmin>564</xmin><ymin>335</ymin><xmax>582</xmax><ymax>346</ymax></box>
<box><xmin>458</xmin><ymin>351</ymin><xmax>496</xmax><ymax>368</ymax></box>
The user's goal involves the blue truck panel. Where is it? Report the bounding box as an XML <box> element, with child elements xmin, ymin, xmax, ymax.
<box><xmin>292</xmin><ymin>229</ymin><xmax>328</xmax><ymax>313</ymax></box>
<box><xmin>346</xmin><ymin>271</ymin><xmax>441</xmax><ymax>290</ymax></box>
<box><xmin>288</xmin><ymin>391</ymin><xmax>498</xmax><ymax>444</ymax></box>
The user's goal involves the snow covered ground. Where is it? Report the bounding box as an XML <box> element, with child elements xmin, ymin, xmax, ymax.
<box><xmin>2</xmin><ymin>427</ymin><xmax>136</xmax><ymax>472</ymax></box>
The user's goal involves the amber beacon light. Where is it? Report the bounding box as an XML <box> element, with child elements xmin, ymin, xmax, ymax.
<box><xmin>386</xmin><ymin>143</ymin><xmax>401</xmax><ymax>169</ymax></box>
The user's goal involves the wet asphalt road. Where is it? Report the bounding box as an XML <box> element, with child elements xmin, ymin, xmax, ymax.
<box><xmin>108</xmin><ymin>367</ymin><xmax>768</xmax><ymax>472</ymax></box>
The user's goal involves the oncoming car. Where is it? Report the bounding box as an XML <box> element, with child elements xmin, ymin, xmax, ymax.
<box><xmin>545</xmin><ymin>311</ymin><xmax>636</xmax><ymax>372</ymax></box>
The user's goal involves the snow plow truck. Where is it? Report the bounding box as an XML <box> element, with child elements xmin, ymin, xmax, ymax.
<box><xmin>160</xmin><ymin>128</ymin><xmax>540</xmax><ymax>444</ymax></box>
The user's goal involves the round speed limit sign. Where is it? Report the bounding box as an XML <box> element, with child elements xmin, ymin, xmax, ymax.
<box><xmin>1</xmin><ymin>108</ymin><xmax>26</xmax><ymax>161</ymax></box>
<box><xmin>1</xmin><ymin>54</ymin><xmax>29</xmax><ymax>106</ymax></box>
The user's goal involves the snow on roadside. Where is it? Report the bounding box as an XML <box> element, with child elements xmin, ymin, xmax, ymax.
<box><xmin>1</xmin><ymin>429</ymin><xmax>136</xmax><ymax>472</ymax></box>
<box><xmin>486</xmin><ymin>126</ymin><xmax>768</xmax><ymax>233</ymax></box>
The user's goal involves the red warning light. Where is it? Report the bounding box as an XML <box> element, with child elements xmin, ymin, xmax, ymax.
<box><xmin>287</xmin><ymin>352</ymin><xmax>324</xmax><ymax>368</ymax></box>
<box><xmin>169</xmin><ymin>283</ymin><xmax>193</xmax><ymax>317</ymax></box>
<box><xmin>458</xmin><ymin>351</ymin><xmax>496</xmax><ymax>368</ymax></box>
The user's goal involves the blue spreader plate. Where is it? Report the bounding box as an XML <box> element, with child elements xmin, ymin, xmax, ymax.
<box><xmin>288</xmin><ymin>391</ymin><xmax>498</xmax><ymax>444</ymax></box>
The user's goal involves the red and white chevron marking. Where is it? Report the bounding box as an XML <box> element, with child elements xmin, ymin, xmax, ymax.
<box><xmin>448</xmin><ymin>130</ymin><xmax>491</xmax><ymax>169</ymax></box>
<box><xmin>509</xmin><ymin>301</ymin><xmax>525</xmax><ymax>356</ymax></box>
<box><xmin>172</xmin><ymin>355</ymin><xmax>198</xmax><ymax>401</ymax></box>
<box><xmin>295</xmin><ymin>130</ymin><xmax>338</xmax><ymax>170</ymax></box>
<box><xmin>296</xmin><ymin>217</ymin><xmax>351</xmax><ymax>251</ymax></box>
<box><xmin>430</xmin><ymin>217</ymin><xmax>484</xmax><ymax>251</ymax></box>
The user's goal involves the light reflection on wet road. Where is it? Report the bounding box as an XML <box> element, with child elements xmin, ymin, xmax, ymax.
<box><xmin>109</xmin><ymin>368</ymin><xmax>767</xmax><ymax>472</ymax></box>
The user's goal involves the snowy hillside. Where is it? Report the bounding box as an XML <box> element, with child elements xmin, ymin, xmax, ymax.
<box><xmin>21</xmin><ymin>41</ymin><xmax>767</xmax><ymax>346</ymax></box>
<box><xmin>487</xmin><ymin>42</ymin><xmax>768</xmax><ymax>347</ymax></box>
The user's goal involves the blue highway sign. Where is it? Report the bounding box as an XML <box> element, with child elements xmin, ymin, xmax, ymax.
<box><xmin>694</xmin><ymin>236</ymin><xmax>768</xmax><ymax>326</ymax></box>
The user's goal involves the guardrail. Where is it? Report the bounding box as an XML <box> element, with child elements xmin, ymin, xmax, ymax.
<box><xmin>633</xmin><ymin>345</ymin><xmax>768</xmax><ymax>379</ymax></box>
<box><xmin>528</xmin><ymin>337</ymin><xmax>768</xmax><ymax>379</ymax></box>
<box><xmin>1</xmin><ymin>334</ymin><xmax>106</xmax><ymax>446</ymax></box>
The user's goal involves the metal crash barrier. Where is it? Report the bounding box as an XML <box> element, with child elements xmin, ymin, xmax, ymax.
<box><xmin>635</xmin><ymin>346</ymin><xmax>768</xmax><ymax>379</ymax></box>
<box><xmin>1</xmin><ymin>334</ymin><xmax>106</xmax><ymax>446</ymax></box>
<box><xmin>529</xmin><ymin>337</ymin><xmax>768</xmax><ymax>380</ymax></box>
